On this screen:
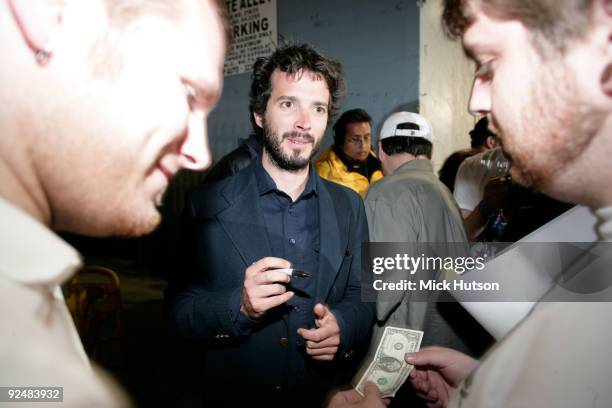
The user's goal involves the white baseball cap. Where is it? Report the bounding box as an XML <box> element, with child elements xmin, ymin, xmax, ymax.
<box><xmin>379</xmin><ymin>112</ymin><xmax>433</xmax><ymax>143</ymax></box>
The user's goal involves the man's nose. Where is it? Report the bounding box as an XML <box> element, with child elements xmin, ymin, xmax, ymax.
<box><xmin>179</xmin><ymin>113</ymin><xmax>212</xmax><ymax>171</ymax></box>
<box><xmin>295</xmin><ymin>107</ymin><xmax>312</xmax><ymax>131</ymax></box>
<box><xmin>468</xmin><ymin>76</ymin><xmax>492</xmax><ymax>117</ymax></box>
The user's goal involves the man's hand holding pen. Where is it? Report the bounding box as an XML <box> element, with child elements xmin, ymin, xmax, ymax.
<box><xmin>240</xmin><ymin>257</ymin><xmax>295</xmax><ymax>319</ymax></box>
<box><xmin>240</xmin><ymin>258</ymin><xmax>340</xmax><ymax>360</ymax></box>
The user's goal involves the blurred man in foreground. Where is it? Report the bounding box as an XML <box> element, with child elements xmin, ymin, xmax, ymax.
<box><xmin>0</xmin><ymin>0</ymin><xmax>227</xmax><ymax>405</ymax></box>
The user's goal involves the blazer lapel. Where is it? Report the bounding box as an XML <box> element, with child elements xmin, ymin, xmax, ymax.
<box><xmin>315</xmin><ymin>179</ymin><xmax>345</xmax><ymax>302</ymax></box>
<box><xmin>216</xmin><ymin>168</ymin><xmax>272</xmax><ymax>266</ymax></box>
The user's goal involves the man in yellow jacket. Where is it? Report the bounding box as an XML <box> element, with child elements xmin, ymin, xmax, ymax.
<box><xmin>314</xmin><ymin>109</ymin><xmax>383</xmax><ymax>197</ymax></box>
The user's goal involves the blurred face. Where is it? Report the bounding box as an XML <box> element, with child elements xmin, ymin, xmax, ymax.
<box><xmin>463</xmin><ymin>2</ymin><xmax>605</xmax><ymax>200</ymax></box>
<box><xmin>254</xmin><ymin>69</ymin><xmax>330</xmax><ymax>171</ymax></box>
<box><xmin>342</xmin><ymin>121</ymin><xmax>372</xmax><ymax>162</ymax></box>
<box><xmin>39</xmin><ymin>0</ymin><xmax>225</xmax><ymax>236</ymax></box>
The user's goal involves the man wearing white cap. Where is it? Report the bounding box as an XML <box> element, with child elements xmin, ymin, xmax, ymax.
<box><xmin>366</xmin><ymin>111</ymin><xmax>467</xmax><ymax>254</ymax></box>
<box><xmin>354</xmin><ymin>112</ymin><xmax>487</xmax><ymax>405</ymax></box>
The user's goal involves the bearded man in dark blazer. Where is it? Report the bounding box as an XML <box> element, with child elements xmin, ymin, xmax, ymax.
<box><xmin>166</xmin><ymin>44</ymin><xmax>375</xmax><ymax>407</ymax></box>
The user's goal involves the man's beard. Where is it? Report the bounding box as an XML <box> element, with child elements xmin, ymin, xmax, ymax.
<box><xmin>262</xmin><ymin>119</ymin><xmax>322</xmax><ymax>171</ymax></box>
<box><xmin>496</xmin><ymin>62</ymin><xmax>603</xmax><ymax>192</ymax></box>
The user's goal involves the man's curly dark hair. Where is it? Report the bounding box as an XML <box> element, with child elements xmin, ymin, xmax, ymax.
<box><xmin>249</xmin><ymin>44</ymin><xmax>345</xmax><ymax>136</ymax></box>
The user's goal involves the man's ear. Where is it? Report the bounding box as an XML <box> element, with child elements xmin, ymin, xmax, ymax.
<box><xmin>484</xmin><ymin>136</ymin><xmax>498</xmax><ymax>150</ymax></box>
<box><xmin>596</xmin><ymin>0</ymin><xmax>612</xmax><ymax>96</ymax></box>
<box><xmin>253</xmin><ymin>111</ymin><xmax>263</xmax><ymax>128</ymax></box>
<box><xmin>7</xmin><ymin>0</ymin><xmax>63</xmax><ymax>61</ymax></box>
<box><xmin>377</xmin><ymin>140</ymin><xmax>385</xmax><ymax>159</ymax></box>
<box><xmin>601</xmin><ymin>63</ymin><xmax>612</xmax><ymax>97</ymax></box>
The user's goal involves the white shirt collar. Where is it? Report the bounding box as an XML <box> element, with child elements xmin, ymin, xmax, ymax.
<box><xmin>0</xmin><ymin>197</ymin><xmax>82</xmax><ymax>286</ymax></box>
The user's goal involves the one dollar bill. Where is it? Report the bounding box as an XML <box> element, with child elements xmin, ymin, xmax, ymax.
<box><xmin>354</xmin><ymin>326</ymin><xmax>424</xmax><ymax>398</ymax></box>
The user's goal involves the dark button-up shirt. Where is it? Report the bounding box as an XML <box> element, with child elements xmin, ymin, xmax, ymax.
<box><xmin>253</xmin><ymin>157</ymin><xmax>321</xmax><ymax>390</ymax></box>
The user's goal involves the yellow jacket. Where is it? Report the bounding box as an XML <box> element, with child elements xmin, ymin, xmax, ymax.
<box><xmin>314</xmin><ymin>148</ymin><xmax>384</xmax><ymax>198</ymax></box>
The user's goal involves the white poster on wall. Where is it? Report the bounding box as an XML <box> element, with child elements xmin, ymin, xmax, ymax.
<box><xmin>224</xmin><ymin>0</ymin><xmax>277</xmax><ymax>76</ymax></box>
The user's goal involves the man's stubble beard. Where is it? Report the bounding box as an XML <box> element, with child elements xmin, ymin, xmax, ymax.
<box><xmin>499</xmin><ymin>61</ymin><xmax>603</xmax><ymax>194</ymax></box>
<box><xmin>262</xmin><ymin>118</ymin><xmax>322</xmax><ymax>171</ymax></box>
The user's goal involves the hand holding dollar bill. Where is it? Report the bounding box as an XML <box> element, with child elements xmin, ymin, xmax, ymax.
<box><xmin>354</xmin><ymin>326</ymin><xmax>424</xmax><ymax>398</ymax></box>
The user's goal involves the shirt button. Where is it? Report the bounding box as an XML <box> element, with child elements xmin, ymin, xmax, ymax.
<box><xmin>279</xmin><ymin>337</ymin><xmax>289</xmax><ymax>346</ymax></box>
<box><xmin>289</xmin><ymin>238</ymin><xmax>296</xmax><ymax>245</ymax></box>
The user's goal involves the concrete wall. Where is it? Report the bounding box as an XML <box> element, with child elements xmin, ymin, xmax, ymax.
<box><xmin>419</xmin><ymin>0</ymin><xmax>475</xmax><ymax>172</ymax></box>
<box><xmin>207</xmin><ymin>0</ymin><xmax>420</xmax><ymax>162</ymax></box>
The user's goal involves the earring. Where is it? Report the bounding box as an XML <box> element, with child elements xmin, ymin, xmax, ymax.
<box><xmin>184</xmin><ymin>83</ymin><xmax>198</xmax><ymax>99</ymax></box>
<box><xmin>35</xmin><ymin>45</ymin><xmax>52</xmax><ymax>65</ymax></box>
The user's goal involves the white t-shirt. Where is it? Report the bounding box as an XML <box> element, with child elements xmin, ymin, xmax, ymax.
<box><xmin>0</xmin><ymin>198</ymin><xmax>130</xmax><ymax>407</ymax></box>
<box><xmin>596</xmin><ymin>206</ymin><xmax>612</xmax><ymax>240</ymax></box>
<box><xmin>453</xmin><ymin>148</ymin><xmax>508</xmax><ymax>211</ymax></box>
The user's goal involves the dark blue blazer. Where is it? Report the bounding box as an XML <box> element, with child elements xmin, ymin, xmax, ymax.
<box><xmin>166</xmin><ymin>163</ymin><xmax>375</xmax><ymax>405</ymax></box>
